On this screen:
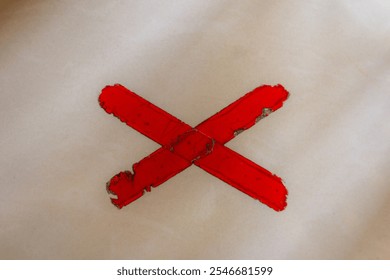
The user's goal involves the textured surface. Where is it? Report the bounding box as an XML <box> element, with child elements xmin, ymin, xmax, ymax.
<box><xmin>0</xmin><ymin>0</ymin><xmax>389</xmax><ymax>259</ymax></box>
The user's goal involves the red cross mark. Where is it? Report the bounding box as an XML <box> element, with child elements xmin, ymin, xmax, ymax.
<box><xmin>99</xmin><ymin>84</ymin><xmax>289</xmax><ymax>211</ymax></box>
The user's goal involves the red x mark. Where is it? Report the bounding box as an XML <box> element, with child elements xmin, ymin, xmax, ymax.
<box><xmin>99</xmin><ymin>84</ymin><xmax>289</xmax><ymax>211</ymax></box>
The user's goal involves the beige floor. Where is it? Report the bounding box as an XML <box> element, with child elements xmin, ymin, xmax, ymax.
<box><xmin>0</xmin><ymin>0</ymin><xmax>389</xmax><ymax>259</ymax></box>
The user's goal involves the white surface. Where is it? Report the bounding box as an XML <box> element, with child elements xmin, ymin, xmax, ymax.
<box><xmin>0</xmin><ymin>0</ymin><xmax>389</xmax><ymax>259</ymax></box>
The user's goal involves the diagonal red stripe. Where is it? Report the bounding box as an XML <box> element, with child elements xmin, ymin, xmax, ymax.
<box><xmin>195</xmin><ymin>143</ymin><xmax>287</xmax><ymax>211</ymax></box>
<box><xmin>196</xmin><ymin>84</ymin><xmax>289</xmax><ymax>144</ymax></box>
<box><xmin>99</xmin><ymin>84</ymin><xmax>191</xmax><ymax>146</ymax></box>
<box><xmin>107</xmin><ymin>148</ymin><xmax>191</xmax><ymax>208</ymax></box>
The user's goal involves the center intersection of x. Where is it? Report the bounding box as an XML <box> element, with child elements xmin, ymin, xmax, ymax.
<box><xmin>99</xmin><ymin>84</ymin><xmax>289</xmax><ymax>211</ymax></box>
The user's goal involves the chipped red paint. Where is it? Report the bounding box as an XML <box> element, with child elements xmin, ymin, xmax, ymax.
<box><xmin>99</xmin><ymin>84</ymin><xmax>289</xmax><ymax>211</ymax></box>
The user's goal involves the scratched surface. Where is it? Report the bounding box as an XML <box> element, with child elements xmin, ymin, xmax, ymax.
<box><xmin>0</xmin><ymin>0</ymin><xmax>389</xmax><ymax>259</ymax></box>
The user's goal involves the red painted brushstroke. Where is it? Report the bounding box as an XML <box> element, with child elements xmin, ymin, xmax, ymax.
<box><xmin>195</xmin><ymin>144</ymin><xmax>287</xmax><ymax>211</ymax></box>
<box><xmin>106</xmin><ymin>149</ymin><xmax>191</xmax><ymax>208</ymax></box>
<box><xmin>99</xmin><ymin>84</ymin><xmax>289</xmax><ymax>211</ymax></box>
